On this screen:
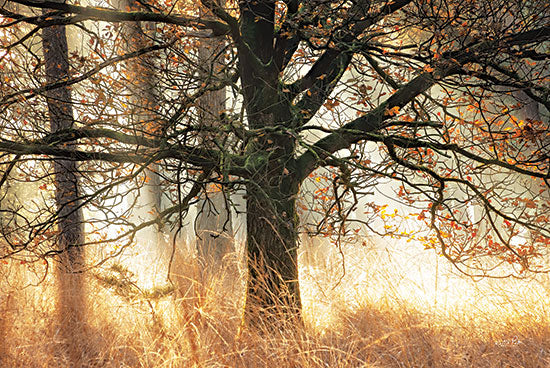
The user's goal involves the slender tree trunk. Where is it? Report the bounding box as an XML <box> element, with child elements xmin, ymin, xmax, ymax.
<box><xmin>195</xmin><ymin>27</ymin><xmax>235</xmax><ymax>279</ymax></box>
<box><xmin>195</xmin><ymin>193</ymin><xmax>234</xmax><ymax>274</ymax></box>
<box><xmin>42</xmin><ymin>14</ymin><xmax>86</xmax><ymax>363</ymax></box>
<box><xmin>121</xmin><ymin>0</ymin><xmax>168</xmax><ymax>287</ymax></box>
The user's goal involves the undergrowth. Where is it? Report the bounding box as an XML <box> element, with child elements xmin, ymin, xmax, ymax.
<box><xmin>0</xmin><ymin>252</ymin><xmax>548</xmax><ymax>368</ymax></box>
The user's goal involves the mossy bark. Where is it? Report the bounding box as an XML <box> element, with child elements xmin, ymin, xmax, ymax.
<box><xmin>245</xmin><ymin>169</ymin><xmax>301</xmax><ymax>319</ymax></box>
<box><xmin>237</xmin><ymin>1</ymin><xmax>304</xmax><ymax>321</ymax></box>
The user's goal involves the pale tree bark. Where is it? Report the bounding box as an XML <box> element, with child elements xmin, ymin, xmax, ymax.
<box><xmin>42</xmin><ymin>12</ymin><xmax>87</xmax><ymax>363</ymax></box>
<box><xmin>195</xmin><ymin>31</ymin><xmax>235</xmax><ymax>280</ymax></box>
<box><xmin>121</xmin><ymin>0</ymin><xmax>168</xmax><ymax>288</ymax></box>
<box><xmin>192</xmin><ymin>26</ymin><xmax>241</xmax><ymax>335</ymax></box>
<box><xmin>513</xmin><ymin>89</ymin><xmax>548</xmax><ymax>254</ymax></box>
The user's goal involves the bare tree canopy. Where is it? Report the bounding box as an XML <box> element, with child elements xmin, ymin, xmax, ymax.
<box><xmin>1</xmin><ymin>0</ymin><xmax>549</xmax><ymax>318</ymax></box>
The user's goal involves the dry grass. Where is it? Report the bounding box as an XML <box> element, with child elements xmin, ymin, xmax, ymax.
<box><xmin>1</xmin><ymin>249</ymin><xmax>549</xmax><ymax>368</ymax></box>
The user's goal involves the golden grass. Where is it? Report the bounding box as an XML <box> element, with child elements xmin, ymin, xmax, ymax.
<box><xmin>1</xmin><ymin>249</ymin><xmax>549</xmax><ymax>368</ymax></box>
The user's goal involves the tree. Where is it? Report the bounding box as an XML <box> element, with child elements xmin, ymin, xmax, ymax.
<box><xmin>41</xmin><ymin>0</ymin><xmax>85</xmax><ymax>283</ymax></box>
<box><xmin>0</xmin><ymin>0</ymin><xmax>549</xmax><ymax>320</ymax></box>
<box><xmin>194</xmin><ymin>5</ymin><xmax>235</xmax><ymax>279</ymax></box>
<box><xmin>119</xmin><ymin>0</ymin><xmax>170</xmax><ymax>286</ymax></box>
<box><xmin>33</xmin><ymin>0</ymin><xmax>87</xmax><ymax>361</ymax></box>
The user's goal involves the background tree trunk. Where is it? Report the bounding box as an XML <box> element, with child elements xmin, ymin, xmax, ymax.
<box><xmin>195</xmin><ymin>20</ymin><xmax>235</xmax><ymax>280</ymax></box>
<box><xmin>121</xmin><ymin>0</ymin><xmax>169</xmax><ymax>288</ymax></box>
<box><xmin>42</xmin><ymin>14</ymin><xmax>86</xmax><ymax>363</ymax></box>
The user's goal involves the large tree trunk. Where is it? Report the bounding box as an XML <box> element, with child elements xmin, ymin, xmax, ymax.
<box><xmin>234</xmin><ymin>0</ymin><xmax>305</xmax><ymax>320</ymax></box>
<box><xmin>244</xmin><ymin>162</ymin><xmax>301</xmax><ymax>320</ymax></box>
<box><xmin>43</xmin><ymin>15</ymin><xmax>86</xmax><ymax>363</ymax></box>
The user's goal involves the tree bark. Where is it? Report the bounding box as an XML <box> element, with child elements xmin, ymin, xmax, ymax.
<box><xmin>245</xmin><ymin>191</ymin><xmax>301</xmax><ymax>319</ymax></box>
<box><xmin>43</xmin><ymin>5</ymin><xmax>84</xmax><ymax>269</ymax></box>
<box><xmin>42</xmin><ymin>13</ymin><xmax>86</xmax><ymax>364</ymax></box>
<box><xmin>121</xmin><ymin>0</ymin><xmax>169</xmax><ymax>287</ymax></box>
<box><xmin>195</xmin><ymin>26</ymin><xmax>234</xmax><ymax>278</ymax></box>
<box><xmin>245</xmin><ymin>121</ymin><xmax>301</xmax><ymax>323</ymax></box>
<box><xmin>236</xmin><ymin>0</ymin><xmax>303</xmax><ymax>319</ymax></box>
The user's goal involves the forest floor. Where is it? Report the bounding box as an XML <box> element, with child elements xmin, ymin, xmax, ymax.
<box><xmin>1</xmin><ymin>246</ymin><xmax>549</xmax><ymax>368</ymax></box>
